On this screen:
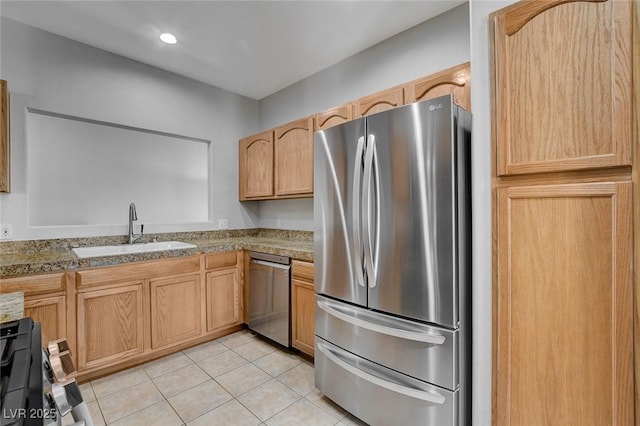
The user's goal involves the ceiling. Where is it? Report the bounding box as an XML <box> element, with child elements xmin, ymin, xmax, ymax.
<box><xmin>0</xmin><ymin>1</ymin><xmax>465</xmax><ymax>100</ymax></box>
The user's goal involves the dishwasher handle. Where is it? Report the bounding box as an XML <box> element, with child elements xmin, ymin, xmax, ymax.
<box><xmin>250</xmin><ymin>259</ymin><xmax>291</xmax><ymax>270</ymax></box>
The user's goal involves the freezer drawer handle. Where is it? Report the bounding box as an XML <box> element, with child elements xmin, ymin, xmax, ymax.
<box><xmin>317</xmin><ymin>341</ymin><xmax>446</xmax><ymax>405</ymax></box>
<box><xmin>317</xmin><ymin>300</ymin><xmax>446</xmax><ymax>345</ymax></box>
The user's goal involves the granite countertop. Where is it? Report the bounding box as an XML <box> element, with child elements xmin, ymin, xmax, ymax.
<box><xmin>0</xmin><ymin>229</ymin><xmax>313</xmax><ymax>277</ymax></box>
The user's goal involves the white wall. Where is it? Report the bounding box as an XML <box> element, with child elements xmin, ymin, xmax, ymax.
<box><xmin>468</xmin><ymin>1</ymin><xmax>517</xmax><ymax>425</ymax></box>
<box><xmin>0</xmin><ymin>17</ymin><xmax>261</xmax><ymax>240</ymax></box>
<box><xmin>259</xmin><ymin>3</ymin><xmax>471</xmax><ymax>129</ymax></box>
<box><xmin>256</xmin><ymin>4</ymin><xmax>471</xmax><ymax>231</ymax></box>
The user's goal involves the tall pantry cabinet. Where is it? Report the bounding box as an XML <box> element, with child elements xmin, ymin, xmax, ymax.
<box><xmin>490</xmin><ymin>0</ymin><xmax>636</xmax><ymax>425</ymax></box>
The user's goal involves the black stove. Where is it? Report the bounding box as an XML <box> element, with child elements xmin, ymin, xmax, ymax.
<box><xmin>1</xmin><ymin>318</ymin><xmax>46</xmax><ymax>426</ymax></box>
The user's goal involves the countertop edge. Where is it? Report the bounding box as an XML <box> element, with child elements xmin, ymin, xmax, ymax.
<box><xmin>1</xmin><ymin>237</ymin><xmax>313</xmax><ymax>278</ymax></box>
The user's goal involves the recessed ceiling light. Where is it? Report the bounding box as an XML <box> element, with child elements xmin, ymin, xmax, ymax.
<box><xmin>160</xmin><ymin>33</ymin><xmax>177</xmax><ymax>45</ymax></box>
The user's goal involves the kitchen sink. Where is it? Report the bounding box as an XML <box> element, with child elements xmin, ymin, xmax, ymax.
<box><xmin>72</xmin><ymin>241</ymin><xmax>197</xmax><ymax>259</ymax></box>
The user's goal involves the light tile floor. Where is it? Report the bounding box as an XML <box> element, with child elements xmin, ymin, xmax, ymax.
<box><xmin>64</xmin><ymin>330</ymin><xmax>368</xmax><ymax>426</ymax></box>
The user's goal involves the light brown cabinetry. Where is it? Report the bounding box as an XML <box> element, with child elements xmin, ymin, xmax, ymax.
<box><xmin>77</xmin><ymin>282</ymin><xmax>145</xmax><ymax>371</ymax></box>
<box><xmin>239</xmin><ymin>118</ymin><xmax>314</xmax><ymax>201</ymax></box>
<box><xmin>24</xmin><ymin>295</ymin><xmax>67</xmax><ymax>343</ymax></box>
<box><xmin>314</xmin><ymin>104</ymin><xmax>353</xmax><ymax>131</ymax></box>
<box><xmin>239</xmin><ymin>130</ymin><xmax>274</xmax><ymax>199</ymax></box>
<box><xmin>0</xmin><ymin>79</ymin><xmax>9</xmax><ymax>192</ymax></box>
<box><xmin>492</xmin><ymin>0</ymin><xmax>632</xmax><ymax>176</ymax></box>
<box><xmin>75</xmin><ymin>256</ymin><xmax>202</xmax><ymax>371</ymax></box>
<box><xmin>353</xmin><ymin>86</ymin><xmax>405</xmax><ymax>118</ymax></box>
<box><xmin>495</xmin><ymin>182</ymin><xmax>633</xmax><ymax>425</ymax></box>
<box><xmin>490</xmin><ymin>1</ymin><xmax>636</xmax><ymax>424</ymax></box>
<box><xmin>0</xmin><ymin>272</ymin><xmax>67</xmax><ymax>344</ymax></box>
<box><xmin>406</xmin><ymin>62</ymin><xmax>471</xmax><ymax>111</ymax></box>
<box><xmin>150</xmin><ymin>274</ymin><xmax>201</xmax><ymax>349</ymax></box>
<box><xmin>205</xmin><ymin>251</ymin><xmax>242</xmax><ymax>332</ymax></box>
<box><xmin>291</xmin><ymin>260</ymin><xmax>314</xmax><ymax>356</ymax></box>
<box><xmin>274</xmin><ymin>117</ymin><xmax>314</xmax><ymax>196</ymax></box>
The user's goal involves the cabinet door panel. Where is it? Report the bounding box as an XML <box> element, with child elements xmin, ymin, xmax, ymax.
<box><xmin>291</xmin><ymin>279</ymin><xmax>315</xmax><ymax>356</ymax></box>
<box><xmin>150</xmin><ymin>274</ymin><xmax>201</xmax><ymax>349</ymax></box>
<box><xmin>492</xmin><ymin>0</ymin><xmax>632</xmax><ymax>175</ymax></box>
<box><xmin>495</xmin><ymin>182</ymin><xmax>633</xmax><ymax>425</ymax></box>
<box><xmin>407</xmin><ymin>62</ymin><xmax>471</xmax><ymax>111</ymax></box>
<box><xmin>239</xmin><ymin>130</ymin><xmax>274</xmax><ymax>199</ymax></box>
<box><xmin>77</xmin><ymin>283</ymin><xmax>144</xmax><ymax>371</ymax></box>
<box><xmin>206</xmin><ymin>268</ymin><xmax>241</xmax><ymax>332</ymax></box>
<box><xmin>24</xmin><ymin>295</ymin><xmax>66</xmax><ymax>344</ymax></box>
<box><xmin>315</xmin><ymin>104</ymin><xmax>353</xmax><ymax>131</ymax></box>
<box><xmin>274</xmin><ymin>116</ymin><xmax>314</xmax><ymax>196</ymax></box>
<box><xmin>354</xmin><ymin>87</ymin><xmax>404</xmax><ymax>118</ymax></box>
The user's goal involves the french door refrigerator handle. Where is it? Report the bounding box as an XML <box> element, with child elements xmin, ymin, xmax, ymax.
<box><xmin>316</xmin><ymin>299</ymin><xmax>446</xmax><ymax>344</ymax></box>
<box><xmin>363</xmin><ymin>134</ymin><xmax>379</xmax><ymax>288</ymax></box>
<box><xmin>352</xmin><ymin>136</ymin><xmax>366</xmax><ymax>288</ymax></box>
<box><xmin>317</xmin><ymin>340</ymin><xmax>446</xmax><ymax>404</ymax></box>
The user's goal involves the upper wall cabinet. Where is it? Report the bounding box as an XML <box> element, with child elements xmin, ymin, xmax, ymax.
<box><xmin>0</xmin><ymin>79</ymin><xmax>9</xmax><ymax>192</ymax></box>
<box><xmin>239</xmin><ymin>130</ymin><xmax>274</xmax><ymax>200</ymax></box>
<box><xmin>406</xmin><ymin>62</ymin><xmax>471</xmax><ymax>111</ymax></box>
<box><xmin>315</xmin><ymin>104</ymin><xmax>353</xmax><ymax>131</ymax></box>
<box><xmin>492</xmin><ymin>0</ymin><xmax>632</xmax><ymax>176</ymax></box>
<box><xmin>274</xmin><ymin>116</ymin><xmax>314</xmax><ymax>197</ymax></box>
<box><xmin>239</xmin><ymin>117</ymin><xmax>314</xmax><ymax>201</ymax></box>
<box><xmin>354</xmin><ymin>86</ymin><xmax>405</xmax><ymax>118</ymax></box>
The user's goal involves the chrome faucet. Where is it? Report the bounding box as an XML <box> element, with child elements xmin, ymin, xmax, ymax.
<box><xmin>128</xmin><ymin>202</ymin><xmax>143</xmax><ymax>244</ymax></box>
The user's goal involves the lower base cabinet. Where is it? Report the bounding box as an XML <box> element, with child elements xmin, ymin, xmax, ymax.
<box><xmin>73</xmin><ymin>253</ymin><xmax>242</xmax><ymax>376</ymax></box>
<box><xmin>291</xmin><ymin>260</ymin><xmax>315</xmax><ymax>356</ymax></box>
<box><xmin>24</xmin><ymin>295</ymin><xmax>66</xmax><ymax>344</ymax></box>
<box><xmin>0</xmin><ymin>272</ymin><xmax>67</xmax><ymax>346</ymax></box>
<box><xmin>151</xmin><ymin>274</ymin><xmax>201</xmax><ymax>349</ymax></box>
<box><xmin>77</xmin><ymin>282</ymin><xmax>145</xmax><ymax>371</ymax></box>
<box><xmin>206</xmin><ymin>267</ymin><xmax>241</xmax><ymax>332</ymax></box>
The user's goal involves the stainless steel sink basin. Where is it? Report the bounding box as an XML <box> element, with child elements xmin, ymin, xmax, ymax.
<box><xmin>72</xmin><ymin>241</ymin><xmax>197</xmax><ymax>259</ymax></box>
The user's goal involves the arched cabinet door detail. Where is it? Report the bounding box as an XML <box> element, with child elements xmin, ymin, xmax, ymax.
<box><xmin>315</xmin><ymin>104</ymin><xmax>353</xmax><ymax>131</ymax></box>
<box><xmin>274</xmin><ymin>116</ymin><xmax>314</xmax><ymax>196</ymax></box>
<box><xmin>406</xmin><ymin>62</ymin><xmax>471</xmax><ymax>112</ymax></box>
<box><xmin>492</xmin><ymin>0</ymin><xmax>632</xmax><ymax>176</ymax></box>
<box><xmin>239</xmin><ymin>130</ymin><xmax>274</xmax><ymax>200</ymax></box>
<box><xmin>354</xmin><ymin>87</ymin><xmax>405</xmax><ymax>118</ymax></box>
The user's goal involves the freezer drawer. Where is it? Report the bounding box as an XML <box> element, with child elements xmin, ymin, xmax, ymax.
<box><xmin>315</xmin><ymin>295</ymin><xmax>458</xmax><ymax>390</ymax></box>
<box><xmin>316</xmin><ymin>338</ymin><xmax>458</xmax><ymax>426</ymax></box>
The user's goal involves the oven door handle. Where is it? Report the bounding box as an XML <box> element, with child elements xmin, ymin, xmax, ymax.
<box><xmin>317</xmin><ymin>300</ymin><xmax>445</xmax><ymax>345</ymax></box>
<box><xmin>317</xmin><ymin>340</ymin><xmax>446</xmax><ymax>405</ymax></box>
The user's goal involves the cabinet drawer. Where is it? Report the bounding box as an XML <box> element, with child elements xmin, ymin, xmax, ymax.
<box><xmin>292</xmin><ymin>260</ymin><xmax>314</xmax><ymax>282</ymax></box>
<box><xmin>0</xmin><ymin>272</ymin><xmax>66</xmax><ymax>295</ymax></box>
<box><xmin>204</xmin><ymin>251</ymin><xmax>237</xmax><ymax>270</ymax></box>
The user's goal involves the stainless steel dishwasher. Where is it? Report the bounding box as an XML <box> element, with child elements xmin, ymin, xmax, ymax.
<box><xmin>248</xmin><ymin>251</ymin><xmax>291</xmax><ymax>347</ymax></box>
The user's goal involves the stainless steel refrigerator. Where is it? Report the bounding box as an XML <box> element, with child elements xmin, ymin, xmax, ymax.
<box><xmin>314</xmin><ymin>95</ymin><xmax>471</xmax><ymax>426</ymax></box>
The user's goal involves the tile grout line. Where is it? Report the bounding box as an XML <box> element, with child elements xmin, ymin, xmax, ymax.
<box><xmin>86</xmin><ymin>331</ymin><xmax>329</xmax><ymax>426</ymax></box>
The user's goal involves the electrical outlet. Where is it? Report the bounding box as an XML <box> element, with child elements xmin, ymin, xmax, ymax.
<box><xmin>218</xmin><ymin>219</ymin><xmax>228</xmax><ymax>230</ymax></box>
<box><xmin>0</xmin><ymin>224</ymin><xmax>12</xmax><ymax>240</ymax></box>
<box><xmin>276</xmin><ymin>219</ymin><xmax>282</xmax><ymax>228</ymax></box>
